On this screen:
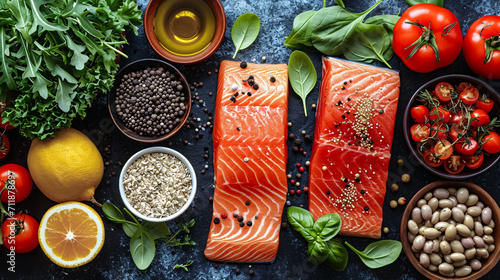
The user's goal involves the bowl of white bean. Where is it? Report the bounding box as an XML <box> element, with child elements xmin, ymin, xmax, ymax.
<box><xmin>119</xmin><ymin>146</ymin><xmax>197</xmax><ymax>222</ymax></box>
<box><xmin>401</xmin><ymin>181</ymin><xmax>500</xmax><ymax>280</ymax></box>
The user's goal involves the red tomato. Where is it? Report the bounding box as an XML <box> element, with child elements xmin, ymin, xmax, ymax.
<box><xmin>0</xmin><ymin>164</ymin><xmax>33</xmax><ymax>203</ymax></box>
<box><xmin>1</xmin><ymin>213</ymin><xmax>39</xmax><ymax>253</ymax></box>
<box><xmin>475</xmin><ymin>96</ymin><xmax>494</xmax><ymax>113</ymax></box>
<box><xmin>455</xmin><ymin>137</ymin><xmax>479</xmax><ymax>156</ymax></box>
<box><xmin>0</xmin><ymin>134</ymin><xmax>9</xmax><ymax>159</ymax></box>
<box><xmin>471</xmin><ymin>109</ymin><xmax>491</xmax><ymax>127</ymax></box>
<box><xmin>448</xmin><ymin>111</ymin><xmax>464</xmax><ymax>126</ymax></box>
<box><xmin>435</xmin><ymin>82</ymin><xmax>453</xmax><ymax>102</ymax></box>
<box><xmin>465</xmin><ymin>153</ymin><xmax>485</xmax><ymax>170</ymax></box>
<box><xmin>410</xmin><ymin>124</ymin><xmax>430</xmax><ymax>141</ymax></box>
<box><xmin>393</xmin><ymin>4</ymin><xmax>463</xmax><ymax>73</ymax></box>
<box><xmin>444</xmin><ymin>155</ymin><xmax>465</xmax><ymax>174</ymax></box>
<box><xmin>411</xmin><ymin>105</ymin><xmax>430</xmax><ymax>123</ymax></box>
<box><xmin>423</xmin><ymin>150</ymin><xmax>443</xmax><ymax>167</ymax></box>
<box><xmin>481</xmin><ymin>131</ymin><xmax>500</xmax><ymax>154</ymax></box>
<box><xmin>429</xmin><ymin>106</ymin><xmax>451</xmax><ymax>123</ymax></box>
<box><xmin>457</xmin><ymin>82</ymin><xmax>473</xmax><ymax>93</ymax></box>
<box><xmin>430</xmin><ymin>124</ymin><xmax>448</xmax><ymax>140</ymax></box>
<box><xmin>459</xmin><ymin>86</ymin><xmax>479</xmax><ymax>105</ymax></box>
<box><xmin>448</xmin><ymin>125</ymin><xmax>467</xmax><ymax>142</ymax></box>
<box><xmin>463</xmin><ymin>15</ymin><xmax>500</xmax><ymax>80</ymax></box>
<box><xmin>434</xmin><ymin>140</ymin><xmax>453</xmax><ymax>160</ymax></box>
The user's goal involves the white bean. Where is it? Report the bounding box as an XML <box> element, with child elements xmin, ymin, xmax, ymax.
<box><xmin>421</xmin><ymin>205</ymin><xmax>432</xmax><ymax>221</ymax></box>
<box><xmin>433</xmin><ymin>188</ymin><xmax>450</xmax><ymax>199</ymax></box>
<box><xmin>413</xmin><ymin>235</ymin><xmax>425</xmax><ymax>250</ymax></box>
<box><xmin>420</xmin><ymin>253</ymin><xmax>430</xmax><ymax>267</ymax></box>
<box><xmin>455</xmin><ymin>265</ymin><xmax>472</xmax><ymax>277</ymax></box>
<box><xmin>469</xmin><ymin>259</ymin><xmax>482</xmax><ymax>270</ymax></box>
<box><xmin>473</xmin><ymin>236</ymin><xmax>485</xmax><ymax>247</ymax></box>
<box><xmin>465</xmin><ymin>194</ymin><xmax>479</xmax><ymax>206</ymax></box>
<box><xmin>440</xmin><ymin>240</ymin><xmax>452</xmax><ymax>255</ymax></box>
<box><xmin>428</xmin><ymin>197</ymin><xmax>439</xmax><ymax>212</ymax></box>
<box><xmin>412</xmin><ymin>207</ymin><xmax>423</xmax><ymax>224</ymax></box>
<box><xmin>456</xmin><ymin>188</ymin><xmax>469</xmax><ymax>203</ymax></box>
<box><xmin>482</xmin><ymin>207</ymin><xmax>492</xmax><ymax>225</ymax></box>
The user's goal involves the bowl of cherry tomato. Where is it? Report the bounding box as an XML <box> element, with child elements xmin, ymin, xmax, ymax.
<box><xmin>403</xmin><ymin>74</ymin><xmax>500</xmax><ymax>179</ymax></box>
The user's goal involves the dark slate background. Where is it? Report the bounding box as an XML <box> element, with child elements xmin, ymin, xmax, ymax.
<box><xmin>2</xmin><ymin>0</ymin><xmax>500</xmax><ymax>279</ymax></box>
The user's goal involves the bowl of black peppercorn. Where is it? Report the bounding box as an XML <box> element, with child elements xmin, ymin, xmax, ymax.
<box><xmin>108</xmin><ymin>58</ymin><xmax>191</xmax><ymax>142</ymax></box>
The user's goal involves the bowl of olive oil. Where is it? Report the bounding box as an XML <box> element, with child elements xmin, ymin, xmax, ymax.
<box><xmin>145</xmin><ymin>0</ymin><xmax>226</xmax><ymax>64</ymax></box>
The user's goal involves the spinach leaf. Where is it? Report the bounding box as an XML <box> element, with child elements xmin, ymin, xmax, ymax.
<box><xmin>231</xmin><ymin>13</ymin><xmax>260</xmax><ymax>59</ymax></box>
<box><xmin>324</xmin><ymin>239</ymin><xmax>348</xmax><ymax>271</ymax></box>
<box><xmin>102</xmin><ymin>202</ymin><xmax>127</xmax><ymax>223</ymax></box>
<box><xmin>130</xmin><ymin>226</ymin><xmax>156</xmax><ymax>270</ymax></box>
<box><xmin>173</xmin><ymin>260</ymin><xmax>193</xmax><ymax>271</ymax></box>
<box><xmin>308</xmin><ymin>240</ymin><xmax>329</xmax><ymax>266</ymax></box>
<box><xmin>345</xmin><ymin>240</ymin><xmax>402</xmax><ymax>269</ymax></box>
<box><xmin>288</xmin><ymin>51</ymin><xmax>317</xmax><ymax>117</ymax></box>
<box><xmin>342</xmin><ymin>23</ymin><xmax>392</xmax><ymax>68</ymax></box>
<box><xmin>364</xmin><ymin>14</ymin><xmax>400</xmax><ymax>61</ymax></box>
<box><xmin>287</xmin><ymin>206</ymin><xmax>315</xmax><ymax>233</ymax></box>
<box><xmin>334</xmin><ymin>0</ymin><xmax>345</xmax><ymax>8</ymax></box>
<box><xmin>284</xmin><ymin>10</ymin><xmax>316</xmax><ymax>50</ymax></box>
<box><xmin>405</xmin><ymin>0</ymin><xmax>443</xmax><ymax>7</ymax></box>
<box><xmin>141</xmin><ymin>221</ymin><xmax>171</xmax><ymax>240</ymax></box>
<box><xmin>308</xmin><ymin>0</ymin><xmax>383</xmax><ymax>56</ymax></box>
<box><xmin>312</xmin><ymin>213</ymin><xmax>341</xmax><ymax>242</ymax></box>
<box><xmin>123</xmin><ymin>222</ymin><xmax>138</xmax><ymax>238</ymax></box>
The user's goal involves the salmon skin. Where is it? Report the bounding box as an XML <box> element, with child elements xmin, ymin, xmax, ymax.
<box><xmin>309</xmin><ymin>57</ymin><xmax>400</xmax><ymax>239</ymax></box>
<box><xmin>205</xmin><ymin>60</ymin><xmax>288</xmax><ymax>262</ymax></box>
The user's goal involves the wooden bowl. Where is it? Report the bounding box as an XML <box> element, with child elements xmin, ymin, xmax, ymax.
<box><xmin>108</xmin><ymin>58</ymin><xmax>191</xmax><ymax>142</ymax></box>
<box><xmin>402</xmin><ymin>74</ymin><xmax>500</xmax><ymax>179</ymax></box>
<box><xmin>144</xmin><ymin>0</ymin><xmax>226</xmax><ymax>64</ymax></box>
<box><xmin>401</xmin><ymin>181</ymin><xmax>500</xmax><ymax>280</ymax></box>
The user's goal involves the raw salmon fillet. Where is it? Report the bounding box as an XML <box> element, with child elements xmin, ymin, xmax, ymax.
<box><xmin>205</xmin><ymin>60</ymin><xmax>288</xmax><ymax>262</ymax></box>
<box><xmin>309</xmin><ymin>57</ymin><xmax>400</xmax><ymax>239</ymax></box>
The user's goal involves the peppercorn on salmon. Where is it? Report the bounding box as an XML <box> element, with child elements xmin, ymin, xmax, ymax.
<box><xmin>309</xmin><ymin>57</ymin><xmax>400</xmax><ymax>239</ymax></box>
<box><xmin>205</xmin><ymin>60</ymin><xmax>288</xmax><ymax>262</ymax></box>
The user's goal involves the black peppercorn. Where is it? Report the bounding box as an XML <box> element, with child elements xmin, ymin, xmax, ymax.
<box><xmin>270</xmin><ymin>77</ymin><xmax>276</xmax><ymax>83</ymax></box>
<box><xmin>247</xmin><ymin>221</ymin><xmax>252</xmax><ymax>226</ymax></box>
<box><xmin>245</xmin><ymin>201</ymin><xmax>251</xmax><ymax>206</ymax></box>
<box><xmin>214</xmin><ymin>218</ymin><xmax>220</xmax><ymax>224</ymax></box>
<box><xmin>240</xmin><ymin>62</ymin><xmax>247</xmax><ymax>68</ymax></box>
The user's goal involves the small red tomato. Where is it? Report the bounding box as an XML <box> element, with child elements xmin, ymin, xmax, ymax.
<box><xmin>475</xmin><ymin>96</ymin><xmax>494</xmax><ymax>113</ymax></box>
<box><xmin>435</xmin><ymin>82</ymin><xmax>453</xmax><ymax>102</ymax></box>
<box><xmin>448</xmin><ymin>111</ymin><xmax>464</xmax><ymax>126</ymax></box>
<box><xmin>464</xmin><ymin>153</ymin><xmax>485</xmax><ymax>170</ymax></box>
<box><xmin>410</xmin><ymin>124</ymin><xmax>430</xmax><ymax>141</ymax></box>
<box><xmin>429</xmin><ymin>106</ymin><xmax>451</xmax><ymax>123</ymax></box>
<box><xmin>455</xmin><ymin>137</ymin><xmax>479</xmax><ymax>156</ymax></box>
<box><xmin>1</xmin><ymin>213</ymin><xmax>39</xmax><ymax>253</ymax></box>
<box><xmin>423</xmin><ymin>150</ymin><xmax>443</xmax><ymax>167</ymax></box>
<box><xmin>434</xmin><ymin>140</ymin><xmax>453</xmax><ymax>160</ymax></box>
<box><xmin>471</xmin><ymin>109</ymin><xmax>491</xmax><ymax>127</ymax></box>
<box><xmin>0</xmin><ymin>134</ymin><xmax>9</xmax><ymax>159</ymax></box>
<box><xmin>457</xmin><ymin>82</ymin><xmax>473</xmax><ymax>94</ymax></box>
<box><xmin>0</xmin><ymin>164</ymin><xmax>33</xmax><ymax>203</ymax></box>
<box><xmin>430</xmin><ymin>124</ymin><xmax>448</xmax><ymax>140</ymax></box>
<box><xmin>481</xmin><ymin>131</ymin><xmax>500</xmax><ymax>154</ymax></box>
<box><xmin>411</xmin><ymin>105</ymin><xmax>430</xmax><ymax>123</ymax></box>
<box><xmin>444</xmin><ymin>155</ymin><xmax>465</xmax><ymax>174</ymax></box>
<box><xmin>459</xmin><ymin>86</ymin><xmax>479</xmax><ymax>105</ymax></box>
<box><xmin>448</xmin><ymin>125</ymin><xmax>467</xmax><ymax>142</ymax></box>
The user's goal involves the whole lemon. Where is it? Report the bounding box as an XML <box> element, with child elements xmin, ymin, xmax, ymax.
<box><xmin>27</xmin><ymin>128</ymin><xmax>104</xmax><ymax>202</ymax></box>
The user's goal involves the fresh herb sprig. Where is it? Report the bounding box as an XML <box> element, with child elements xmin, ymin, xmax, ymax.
<box><xmin>102</xmin><ymin>202</ymin><xmax>196</xmax><ymax>270</ymax></box>
<box><xmin>287</xmin><ymin>206</ymin><xmax>402</xmax><ymax>271</ymax></box>
<box><xmin>173</xmin><ymin>260</ymin><xmax>193</xmax><ymax>271</ymax></box>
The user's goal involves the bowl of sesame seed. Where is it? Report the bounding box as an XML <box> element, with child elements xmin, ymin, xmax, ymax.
<box><xmin>119</xmin><ymin>146</ymin><xmax>197</xmax><ymax>222</ymax></box>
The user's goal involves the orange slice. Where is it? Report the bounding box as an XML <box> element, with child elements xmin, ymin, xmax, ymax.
<box><xmin>38</xmin><ymin>202</ymin><xmax>105</xmax><ymax>268</ymax></box>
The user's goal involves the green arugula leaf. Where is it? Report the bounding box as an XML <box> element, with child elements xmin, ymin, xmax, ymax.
<box><xmin>32</xmin><ymin>72</ymin><xmax>50</xmax><ymax>99</ymax></box>
<box><xmin>55</xmin><ymin>78</ymin><xmax>77</xmax><ymax>112</ymax></box>
<box><xmin>19</xmin><ymin>36</ymin><xmax>40</xmax><ymax>79</ymax></box>
<box><xmin>27</xmin><ymin>0</ymin><xmax>69</xmax><ymax>33</ymax></box>
<box><xmin>70</xmin><ymin>12</ymin><xmax>105</xmax><ymax>39</ymax></box>
<box><xmin>231</xmin><ymin>13</ymin><xmax>260</xmax><ymax>58</ymax></box>
<box><xmin>6</xmin><ymin>0</ymin><xmax>33</xmax><ymax>42</ymax></box>
<box><xmin>0</xmin><ymin>26</ymin><xmax>16</xmax><ymax>91</ymax></box>
<box><xmin>65</xmin><ymin>35</ymin><xmax>89</xmax><ymax>70</ymax></box>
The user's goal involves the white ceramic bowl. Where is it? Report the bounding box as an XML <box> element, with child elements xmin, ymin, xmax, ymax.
<box><xmin>119</xmin><ymin>146</ymin><xmax>197</xmax><ymax>222</ymax></box>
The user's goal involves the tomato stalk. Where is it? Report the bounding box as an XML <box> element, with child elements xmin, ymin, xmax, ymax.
<box><xmin>404</xmin><ymin>21</ymin><xmax>440</xmax><ymax>64</ymax></box>
<box><xmin>480</xmin><ymin>25</ymin><xmax>500</xmax><ymax>64</ymax></box>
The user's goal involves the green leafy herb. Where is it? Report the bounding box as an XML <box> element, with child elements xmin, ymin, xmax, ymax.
<box><xmin>231</xmin><ymin>13</ymin><xmax>260</xmax><ymax>59</ymax></box>
<box><xmin>102</xmin><ymin>202</ymin><xmax>195</xmax><ymax>270</ymax></box>
<box><xmin>288</xmin><ymin>51</ymin><xmax>317</xmax><ymax>117</ymax></box>
<box><xmin>334</xmin><ymin>0</ymin><xmax>345</xmax><ymax>8</ymax></box>
<box><xmin>0</xmin><ymin>0</ymin><xmax>142</xmax><ymax>139</ymax></box>
<box><xmin>286</xmin><ymin>207</ymin><xmax>401</xmax><ymax>271</ymax></box>
<box><xmin>342</xmin><ymin>23</ymin><xmax>392</xmax><ymax>68</ymax></box>
<box><xmin>173</xmin><ymin>260</ymin><xmax>193</xmax><ymax>272</ymax></box>
<box><xmin>345</xmin><ymin>240</ymin><xmax>402</xmax><ymax>268</ymax></box>
<box><xmin>405</xmin><ymin>0</ymin><xmax>443</xmax><ymax>7</ymax></box>
<box><xmin>284</xmin><ymin>10</ymin><xmax>316</xmax><ymax>50</ymax></box>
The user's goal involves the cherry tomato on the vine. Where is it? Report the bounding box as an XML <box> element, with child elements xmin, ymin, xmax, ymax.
<box><xmin>435</xmin><ymin>82</ymin><xmax>453</xmax><ymax>102</ymax></box>
<box><xmin>434</xmin><ymin>140</ymin><xmax>453</xmax><ymax>160</ymax></box>
<box><xmin>423</xmin><ymin>150</ymin><xmax>443</xmax><ymax>167</ymax></box>
<box><xmin>455</xmin><ymin>137</ymin><xmax>479</xmax><ymax>156</ymax></box>
<box><xmin>411</xmin><ymin>105</ymin><xmax>430</xmax><ymax>123</ymax></box>
<box><xmin>471</xmin><ymin>109</ymin><xmax>491</xmax><ymax>127</ymax></box>
<box><xmin>459</xmin><ymin>86</ymin><xmax>479</xmax><ymax>105</ymax></box>
<box><xmin>411</xmin><ymin>124</ymin><xmax>430</xmax><ymax>141</ymax></box>
<box><xmin>481</xmin><ymin>131</ymin><xmax>500</xmax><ymax>154</ymax></box>
<box><xmin>475</xmin><ymin>96</ymin><xmax>494</xmax><ymax>113</ymax></box>
<box><xmin>1</xmin><ymin>213</ymin><xmax>39</xmax><ymax>253</ymax></box>
<box><xmin>429</xmin><ymin>106</ymin><xmax>451</xmax><ymax>123</ymax></box>
<box><xmin>0</xmin><ymin>164</ymin><xmax>33</xmax><ymax>203</ymax></box>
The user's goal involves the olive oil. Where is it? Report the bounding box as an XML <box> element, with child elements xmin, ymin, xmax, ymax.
<box><xmin>154</xmin><ymin>0</ymin><xmax>216</xmax><ymax>56</ymax></box>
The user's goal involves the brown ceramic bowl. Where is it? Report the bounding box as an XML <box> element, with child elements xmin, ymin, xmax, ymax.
<box><xmin>403</xmin><ymin>75</ymin><xmax>500</xmax><ymax>179</ymax></box>
<box><xmin>144</xmin><ymin>0</ymin><xmax>226</xmax><ymax>64</ymax></box>
<box><xmin>401</xmin><ymin>181</ymin><xmax>500</xmax><ymax>280</ymax></box>
<box><xmin>108</xmin><ymin>58</ymin><xmax>191</xmax><ymax>142</ymax></box>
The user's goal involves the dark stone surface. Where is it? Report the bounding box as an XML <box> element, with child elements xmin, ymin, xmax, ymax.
<box><xmin>1</xmin><ymin>0</ymin><xmax>499</xmax><ymax>279</ymax></box>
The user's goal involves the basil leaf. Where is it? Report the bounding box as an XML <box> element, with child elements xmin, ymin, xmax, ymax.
<box><xmin>300</xmin><ymin>228</ymin><xmax>317</xmax><ymax>243</ymax></box>
<box><xmin>312</xmin><ymin>213</ymin><xmax>341</xmax><ymax>242</ymax></box>
<box><xmin>123</xmin><ymin>222</ymin><xmax>138</xmax><ymax>238</ymax></box>
<box><xmin>102</xmin><ymin>202</ymin><xmax>127</xmax><ymax>223</ymax></box>
<box><xmin>141</xmin><ymin>221</ymin><xmax>170</xmax><ymax>240</ymax></box>
<box><xmin>308</xmin><ymin>0</ymin><xmax>383</xmax><ymax>56</ymax></box>
<box><xmin>130</xmin><ymin>226</ymin><xmax>156</xmax><ymax>270</ymax></box>
<box><xmin>342</xmin><ymin>23</ymin><xmax>392</xmax><ymax>68</ymax></box>
<box><xmin>287</xmin><ymin>206</ymin><xmax>315</xmax><ymax>233</ymax></box>
<box><xmin>231</xmin><ymin>13</ymin><xmax>260</xmax><ymax>59</ymax></box>
<box><xmin>345</xmin><ymin>240</ymin><xmax>402</xmax><ymax>269</ymax></box>
<box><xmin>324</xmin><ymin>239</ymin><xmax>348</xmax><ymax>271</ymax></box>
<box><xmin>284</xmin><ymin>10</ymin><xmax>316</xmax><ymax>50</ymax></box>
<box><xmin>405</xmin><ymin>0</ymin><xmax>443</xmax><ymax>7</ymax></box>
<box><xmin>288</xmin><ymin>50</ymin><xmax>317</xmax><ymax>117</ymax></box>
<box><xmin>307</xmin><ymin>240</ymin><xmax>329</xmax><ymax>266</ymax></box>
